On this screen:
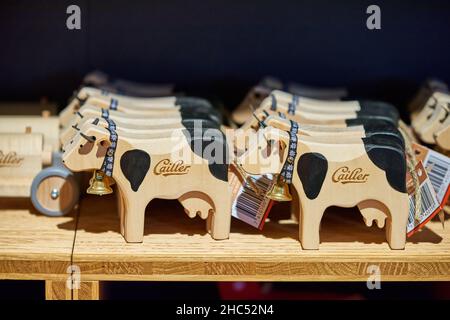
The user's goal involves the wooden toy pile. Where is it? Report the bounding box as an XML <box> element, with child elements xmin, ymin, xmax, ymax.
<box><xmin>3</xmin><ymin>72</ymin><xmax>448</xmax><ymax>251</ymax></box>
<box><xmin>233</xmin><ymin>89</ymin><xmax>409</xmax><ymax>249</ymax></box>
<box><xmin>60</xmin><ymin>84</ymin><xmax>231</xmax><ymax>243</ymax></box>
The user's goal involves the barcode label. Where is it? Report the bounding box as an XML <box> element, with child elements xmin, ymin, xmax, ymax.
<box><xmin>423</xmin><ymin>150</ymin><xmax>450</xmax><ymax>204</ymax></box>
<box><xmin>407</xmin><ymin>173</ymin><xmax>440</xmax><ymax>235</ymax></box>
<box><xmin>231</xmin><ymin>173</ymin><xmax>274</xmax><ymax>229</ymax></box>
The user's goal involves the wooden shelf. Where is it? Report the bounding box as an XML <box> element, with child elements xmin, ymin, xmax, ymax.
<box><xmin>0</xmin><ymin>198</ymin><xmax>75</xmax><ymax>280</ymax></box>
<box><xmin>1</xmin><ymin>195</ymin><xmax>449</xmax><ymax>296</ymax></box>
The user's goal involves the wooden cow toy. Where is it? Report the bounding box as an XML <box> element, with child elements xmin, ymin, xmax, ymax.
<box><xmin>63</xmin><ymin>104</ymin><xmax>221</xmax><ymax>133</ymax></box>
<box><xmin>60</xmin><ymin>87</ymin><xmax>216</xmax><ymax>127</ymax></box>
<box><xmin>61</xmin><ymin>109</ymin><xmax>220</xmax><ymax>146</ymax></box>
<box><xmin>61</xmin><ymin>115</ymin><xmax>222</xmax><ymax>222</ymax></box>
<box><xmin>237</xmin><ymin>126</ymin><xmax>409</xmax><ymax>250</ymax></box>
<box><xmin>416</xmin><ymin>101</ymin><xmax>450</xmax><ymax>144</ymax></box>
<box><xmin>235</xmin><ymin>113</ymin><xmax>404</xmax><ymax>228</ymax></box>
<box><xmin>411</xmin><ymin>91</ymin><xmax>450</xmax><ymax>134</ymax></box>
<box><xmin>62</xmin><ymin>121</ymin><xmax>231</xmax><ymax>243</ymax></box>
<box><xmin>256</xmin><ymin>93</ymin><xmax>399</xmax><ymax>125</ymax></box>
<box><xmin>409</xmin><ymin>78</ymin><xmax>448</xmax><ymax>115</ymax></box>
<box><xmin>232</xmin><ymin>81</ymin><xmax>347</xmax><ymax>124</ymax></box>
<box><xmin>62</xmin><ymin>116</ymin><xmax>222</xmax><ymax>224</ymax></box>
<box><xmin>268</xmin><ymin>90</ymin><xmax>399</xmax><ymax>121</ymax></box>
<box><xmin>234</xmin><ymin>109</ymin><xmax>402</xmax><ymax>156</ymax></box>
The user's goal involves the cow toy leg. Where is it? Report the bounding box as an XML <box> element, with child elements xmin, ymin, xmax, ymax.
<box><xmin>207</xmin><ymin>184</ymin><xmax>231</xmax><ymax>240</ymax></box>
<box><xmin>299</xmin><ymin>200</ymin><xmax>326</xmax><ymax>250</ymax></box>
<box><xmin>384</xmin><ymin>194</ymin><xmax>409</xmax><ymax>249</ymax></box>
<box><xmin>121</xmin><ymin>196</ymin><xmax>149</xmax><ymax>243</ymax></box>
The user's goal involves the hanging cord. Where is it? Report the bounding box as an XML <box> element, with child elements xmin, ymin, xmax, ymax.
<box><xmin>398</xmin><ymin>122</ymin><xmax>422</xmax><ymax>222</ymax></box>
<box><xmin>232</xmin><ymin>161</ymin><xmax>262</xmax><ymax>195</ymax></box>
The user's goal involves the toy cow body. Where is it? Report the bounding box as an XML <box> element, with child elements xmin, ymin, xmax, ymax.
<box><xmin>60</xmin><ymin>86</ymin><xmax>216</xmax><ymax>127</ymax></box>
<box><xmin>256</xmin><ymin>101</ymin><xmax>398</xmax><ymax>126</ymax></box>
<box><xmin>61</xmin><ymin>110</ymin><xmax>219</xmax><ymax>145</ymax></box>
<box><xmin>417</xmin><ymin>100</ymin><xmax>450</xmax><ymax>144</ymax></box>
<box><xmin>235</xmin><ymin>111</ymin><xmax>403</xmax><ymax>155</ymax></box>
<box><xmin>64</xmin><ymin>105</ymin><xmax>221</xmax><ymax>131</ymax></box>
<box><xmin>62</xmin><ymin>122</ymin><xmax>231</xmax><ymax>243</ymax></box>
<box><xmin>411</xmin><ymin>91</ymin><xmax>449</xmax><ymax>132</ymax></box>
<box><xmin>269</xmin><ymin>90</ymin><xmax>399</xmax><ymax>121</ymax></box>
<box><xmin>238</xmin><ymin>127</ymin><xmax>409</xmax><ymax>250</ymax></box>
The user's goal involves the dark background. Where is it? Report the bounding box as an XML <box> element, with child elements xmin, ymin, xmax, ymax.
<box><xmin>1</xmin><ymin>0</ymin><xmax>449</xmax><ymax>111</ymax></box>
<box><xmin>0</xmin><ymin>0</ymin><xmax>449</xmax><ymax>299</ymax></box>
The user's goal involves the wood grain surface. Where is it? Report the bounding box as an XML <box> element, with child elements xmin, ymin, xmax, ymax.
<box><xmin>0</xmin><ymin>198</ymin><xmax>76</xmax><ymax>280</ymax></box>
<box><xmin>72</xmin><ymin>195</ymin><xmax>450</xmax><ymax>282</ymax></box>
<box><xmin>0</xmin><ymin>195</ymin><xmax>449</xmax><ymax>283</ymax></box>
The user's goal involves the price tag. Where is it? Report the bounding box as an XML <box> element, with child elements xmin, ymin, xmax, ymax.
<box><xmin>229</xmin><ymin>167</ymin><xmax>275</xmax><ymax>230</ymax></box>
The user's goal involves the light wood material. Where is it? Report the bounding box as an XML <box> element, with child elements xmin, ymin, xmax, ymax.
<box><xmin>0</xmin><ymin>133</ymin><xmax>44</xmax><ymax>197</ymax></box>
<box><xmin>412</xmin><ymin>91</ymin><xmax>450</xmax><ymax>138</ymax></box>
<box><xmin>0</xmin><ymin>116</ymin><xmax>60</xmax><ymax>152</ymax></box>
<box><xmin>269</xmin><ymin>90</ymin><xmax>360</xmax><ymax>112</ymax></box>
<box><xmin>63</xmin><ymin>123</ymin><xmax>231</xmax><ymax>243</ymax></box>
<box><xmin>60</xmin><ymin>114</ymin><xmax>186</xmax><ymax>145</ymax></box>
<box><xmin>0</xmin><ymin>102</ymin><xmax>57</xmax><ymax>116</ymax></box>
<box><xmin>238</xmin><ymin>128</ymin><xmax>408</xmax><ymax>250</ymax></box>
<box><xmin>0</xmin><ymin>197</ymin><xmax>449</xmax><ymax>290</ymax></box>
<box><xmin>418</xmin><ymin>102</ymin><xmax>450</xmax><ymax>143</ymax></box>
<box><xmin>35</xmin><ymin>175</ymin><xmax>77</xmax><ymax>213</ymax></box>
<box><xmin>44</xmin><ymin>280</ymin><xmax>100</xmax><ymax>300</ymax></box>
<box><xmin>72</xmin><ymin>281</ymin><xmax>100</xmax><ymax>300</ymax></box>
<box><xmin>63</xmin><ymin>105</ymin><xmax>183</xmax><ymax>129</ymax></box>
<box><xmin>71</xmin><ymin>196</ymin><xmax>450</xmax><ymax>282</ymax></box>
<box><xmin>0</xmin><ymin>198</ymin><xmax>75</xmax><ymax>280</ymax></box>
<box><xmin>45</xmin><ymin>280</ymin><xmax>72</xmax><ymax>300</ymax></box>
<box><xmin>435</xmin><ymin>123</ymin><xmax>450</xmax><ymax>150</ymax></box>
<box><xmin>59</xmin><ymin>87</ymin><xmax>179</xmax><ymax>127</ymax></box>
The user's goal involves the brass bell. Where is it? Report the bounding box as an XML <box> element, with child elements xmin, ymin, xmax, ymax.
<box><xmin>87</xmin><ymin>170</ymin><xmax>113</xmax><ymax>196</ymax></box>
<box><xmin>266</xmin><ymin>174</ymin><xmax>292</xmax><ymax>202</ymax></box>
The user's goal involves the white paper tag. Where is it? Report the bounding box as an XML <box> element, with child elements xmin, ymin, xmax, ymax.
<box><xmin>412</xmin><ymin>143</ymin><xmax>450</xmax><ymax>206</ymax></box>
<box><xmin>407</xmin><ymin>161</ymin><xmax>441</xmax><ymax>236</ymax></box>
<box><xmin>229</xmin><ymin>167</ymin><xmax>274</xmax><ymax>230</ymax></box>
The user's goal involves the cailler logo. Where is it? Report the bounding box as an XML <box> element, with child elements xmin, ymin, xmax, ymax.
<box><xmin>332</xmin><ymin>166</ymin><xmax>369</xmax><ymax>184</ymax></box>
<box><xmin>0</xmin><ymin>151</ymin><xmax>24</xmax><ymax>167</ymax></box>
<box><xmin>153</xmin><ymin>159</ymin><xmax>191</xmax><ymax>176</ymax></box>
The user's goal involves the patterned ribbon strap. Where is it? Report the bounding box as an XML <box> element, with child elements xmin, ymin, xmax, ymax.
<box><xmin>280</xmin><ymin>120</ymin><xmax>299</xmax><ymax>184</ymax></box>
<box><xmin>109</xmin><ymin>98</ymin><xmax>119</xmax><ymax>110</ymax></box>
<box><xmin>278</xmin><ymin>112</ymin><xmax>286</xmax><ymax>119</ymax></box>
<box><xmin>270</xmin><ymin>94</ymin><xmax>277</xmax><ymax>111</ymax></box>
<box><xmin>287</xmin><ymin>95</ymin><xmax>299</xmax><ymax>115</ymax></box>
<box><xmin>100</xmin><ymin>109</ymin><xmax>118</xmax><ymax>177</ymax></box>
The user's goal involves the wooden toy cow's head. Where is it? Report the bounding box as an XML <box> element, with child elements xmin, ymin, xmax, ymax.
<box><xmin>62</xmin><ymin>121</ymin><xmax>111</xmax><ymax>172</ymax></box>
<box><xmin>237</xmin><ymin>127</ymin><xmax>289</xmax><ymax>175</ymax></box>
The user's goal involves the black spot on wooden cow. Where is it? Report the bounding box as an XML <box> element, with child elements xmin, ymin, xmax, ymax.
<box><xmin>182</xmin><ymin>128</ymin><xmax>229</xmax><ymax>182</ymax></box>
<box><xmin>297</xmin><ymin>152</ymin><xmax>328</xmax><ymax>200</ymax></box>
<box><xmin>175</xmin><ymin>97</ymin><xmax>213</xmax><ymax>110</ymax></box>
<box><xmin>120</xmin><ymin>149</ymin><xmax>151</xmax><ymax>192</ymax></box>
<box><xmin>349</xmin><ymin>114</ymin><xmax>398</xmax><ymax>126</ymax></box>
<box><xmin>180</xmin><ymin>108</ymin><xmax>222</xmax><ymax>126</ymax></box>
<box><xmin>181</xmin><ymin>119</ymin><xmax>220</xmax><ymax>130</ymax></box>
<box><xmin>346</xmin><ymin>119</ymin><xmax>405</xmax><ymax>148</ymax></box>
<box><xmin>358</xmin><ymin>101</ymin><xmax>399</xmax><ymax>123</ymax></box>
<box><xmin>362</xmin><ymin>137</ymin><xmax>406</xmax><ymax>193</ymax></box>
